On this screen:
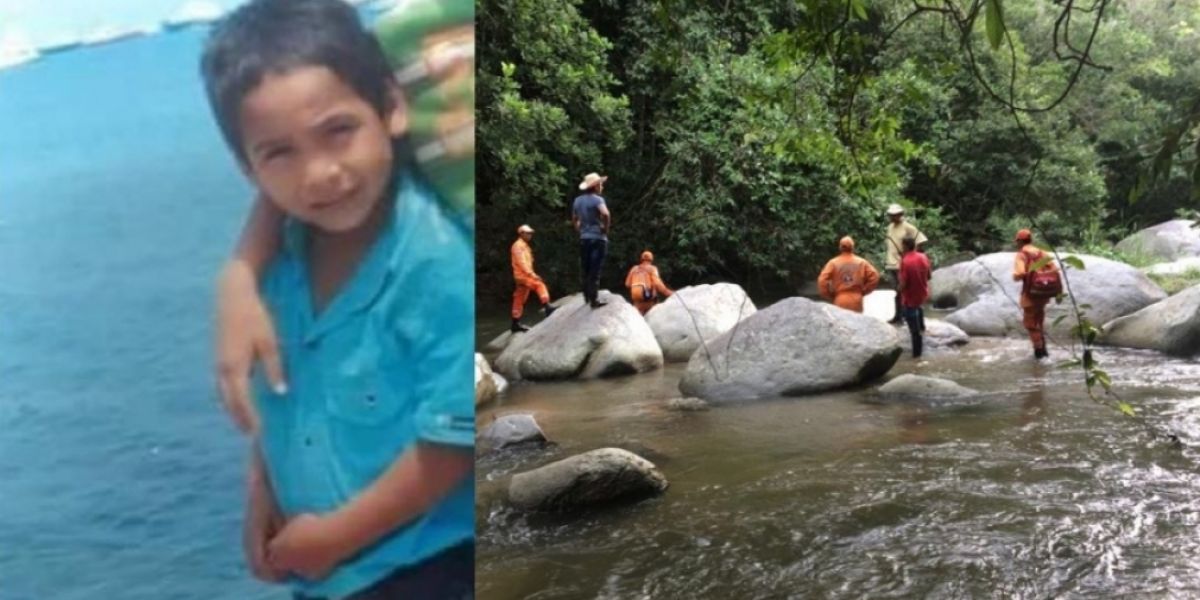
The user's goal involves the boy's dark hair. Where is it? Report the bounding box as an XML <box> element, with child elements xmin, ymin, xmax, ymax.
<box><xmin>200</xmin><ymin>0</ymin><xmax>396</xmax><ymax>164</ymax></box>
<box><xmin>902</xmin><ymin>237</ymin><xmax>916</xmax><ymax>251</ymax></box>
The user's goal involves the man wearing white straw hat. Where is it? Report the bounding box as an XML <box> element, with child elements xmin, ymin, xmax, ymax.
<box><xmin>884</xmin><ymin>203</ymin><xmax>928</xmax><ymax>324</ymax></box>
<box><xmin>510</xmin><ymin>224</ymin><xmax>555</xmax><ymax>332</ymax></box>
<box><xmin>572</xmin><ymin>172</ymin><xmax>612</xmax><ymax>308</ymax></box>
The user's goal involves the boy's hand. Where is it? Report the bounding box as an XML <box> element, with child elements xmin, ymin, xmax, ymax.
<box><xmin>244</xmin><ymin>464</ymin><xmax>286</xmax><ymax>582</ymax></box>
<box><xmin>215</xmin><ymin>260</ymin><xmax>287</xmax><ymax>434</ymax></box>
<box><xmin>268</xmin><ymin>513</ymin><xmax>347</xmax><ymax>581</ymax></box>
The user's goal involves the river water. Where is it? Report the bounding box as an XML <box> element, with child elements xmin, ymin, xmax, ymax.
<box><xmin>475</xmin><ymin>309</ymin><xmax>1200</xmax><ymax>599</ymax></box>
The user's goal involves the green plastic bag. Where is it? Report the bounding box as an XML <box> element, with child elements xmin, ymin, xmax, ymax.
<box><xmin>374</xmin><ymin>0</ymin><xmax>474</xmax><ymax>226</ymax></box>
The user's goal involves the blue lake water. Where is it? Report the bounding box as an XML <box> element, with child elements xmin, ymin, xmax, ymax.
<box><xmin>0</xmin><ymin>28</ymin><xmax>286</xmax><ymax>599</ymax></box>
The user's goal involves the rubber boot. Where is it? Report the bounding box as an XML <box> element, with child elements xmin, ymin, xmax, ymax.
<box><xmin>511</xmin><ymin>318</ymin><xmax>529</xmax><ymax>333</ymax></box>
<box><xmin>543</xmin><ymin>303</ymin><xmax>556</xmax><ymax>317</ymax></box>
<box><xmin>889</xmin><ymin>290</ymin><xmax>903</xmax><ymax>324</ymax></box>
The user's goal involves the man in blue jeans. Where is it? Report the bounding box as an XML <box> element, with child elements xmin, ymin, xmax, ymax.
<box><xmin>572</xmin><ymin>172</ymin><xmax>612</xmax><ymax>309</ymax></box>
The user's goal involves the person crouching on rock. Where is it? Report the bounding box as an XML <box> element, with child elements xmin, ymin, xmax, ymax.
<box><xmin>511</xmin><ymin>224</ymin><xmax>555</xmax><ymax>332</ymax></box>
<box><xmin>625</xmin><ymin>250</ymin><xmax>673</xmax><ymax>315</ymax></box>
<box><xmin>818</xmin><ymin>236</ymin><xmax>880</xmax><ymax>313</ymax></box>
<box><xmin>897</xmin><ymin>236</ymin><xmax>931</xmax><ymax>358</ymax></box>
<box><xmin>1012</xmin><ymin>228</ymin><xmax>1060</xmax><ymax>359</ymax></box>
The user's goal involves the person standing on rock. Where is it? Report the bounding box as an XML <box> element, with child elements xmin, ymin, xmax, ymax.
<box><xmin>1012</xmin><ymin>228</ymin><xmax>1060</xmax><ymax>359</ymax></box>
<box><xmin>897</xmin><ymin>237</ymin><xmax>932</xmax><ymax>358</ymax></box>
<box><xmin>625</xmin><ymin>250</ymin><xmax>673</xmax><ymax>315</ymax></box>
<box><xmin>572</xmin><ymin>172</ymin><xmax>612</xmax><ymax>309</ymax></box>
<box><xmin>818</xmin><ymin>236</ymin><xmax>880</xmax><ymax>313</ymax></box>
<box><xmin>885</xmin><ymin>204</ymin><xmax>928</xmax><ymax>324</ymax></box>
<box><xmin>511</xmin><ymin>224</ymin><xmax>556</xmax><ymax>332</ymax></box>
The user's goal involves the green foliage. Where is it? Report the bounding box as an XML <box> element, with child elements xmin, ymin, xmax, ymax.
<box><xmin>1147</xmin><ymin>267</ymin><xmax>1200</xmax><ymax>295</ymax></box>
<box><xmin>476</xmin><ymin>0</ymin><xmax>1200</xmax><ymax>303</ymax></box>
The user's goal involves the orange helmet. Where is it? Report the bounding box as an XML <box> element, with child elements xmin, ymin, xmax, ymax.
<box><xmin>640</xmin><ymin>251</ymin><xmax>654</xmax><ymax>262</ymax></box>
<box><xmin>1014</xmin><ymin>229</ymin><xmax>1033</xmax><ymax>243</ymax></box>
<box><xmin>839</xmin><ymin>236</ymin><xmax>855</xmax><ymax>252</ymax></box>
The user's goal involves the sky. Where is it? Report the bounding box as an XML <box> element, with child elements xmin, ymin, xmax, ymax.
<box><xmin>0</xmin><ymin>0</ymin><xmax>240</xmax><ymax>49</ymax></box>
<box><xmin>0</xmin><ymin>0</ymin><xmax>388</xmax><ymax>61</ymax></box>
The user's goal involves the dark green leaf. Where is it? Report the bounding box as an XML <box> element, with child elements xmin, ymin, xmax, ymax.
<box><xmin>850</xmin><ymin>0</ymin><xmax>868</xmax><ymax>21</ymax></box>
<box><xmin>985</xmin><ymin>0</ymin><xmax>1006</xmax><ymax>50</ymax></box>
<box><xmin>1129</xmin><ymin>172</ymin><xmax>1145</xmax><ymax>205</ymax></box>
<box><xmin>1062</xmin><ymin>256</ymin><xmax>1086</xmax><ymax>270</ymax></box>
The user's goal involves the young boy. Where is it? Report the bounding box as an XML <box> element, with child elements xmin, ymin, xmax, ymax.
<box><xmin>897</xmin><ymin>236</ymin><xmax>932</xmax><ymax>358</ymax></box>
<box><xmin>201</xmin><ymin>1</ymin><xmax>474</xmax><ymax>598</ymax></box>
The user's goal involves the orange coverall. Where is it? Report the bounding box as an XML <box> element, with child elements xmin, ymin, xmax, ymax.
<box><xmin>625</xmin><ymin>263</ymin><xmax>673</xmax><ymax>315</ymax></box>
<box><xmin>1012</xmin><ymin>245</ymin><xmax>1059</xmax><ymax>350</ymax></box>
<box><xmin>511</xmin><ymin>237</ymin><xmax>549</xmax><ymax>319</ymax></box>
<box><xmin>818</xmin><ymin>252</ymin><xmax>881</xmax><ymax>313</ymax></box>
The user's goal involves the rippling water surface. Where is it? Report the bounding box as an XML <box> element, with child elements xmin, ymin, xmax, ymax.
<box><xmin>477</xmin><ymin>313</ymin><xmax>1200</xmax><ymax>599</ymax></box>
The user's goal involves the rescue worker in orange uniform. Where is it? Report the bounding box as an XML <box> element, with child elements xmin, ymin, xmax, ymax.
<box><xmin>1012</xmin><ymin>228</ymin><xmax>1059</xmax><ymax>359</ymax></box>
<box><xmin>817</xmin><ymin>236</ymin><xmax>881</xmax><ymax>313</ymax></box>
<box><xmin>625</xmin><ymin>251</ymin><xmax>673</xmax><ymax>315</ymax></box>
<box><xmin>511</xmin><ymin>224</ymin><xmax>555</xmax><ymax>332</ymax></box>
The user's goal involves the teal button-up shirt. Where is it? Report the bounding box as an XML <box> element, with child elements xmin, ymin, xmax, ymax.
<box><xmin>254</xmin><ymin>169</ymin><xmax>474</xmax><ymax>599</ymax></box>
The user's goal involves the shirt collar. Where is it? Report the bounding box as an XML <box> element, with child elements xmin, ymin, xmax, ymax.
<box><xmin>281</xmin><ymin>171</ymin><xmax>404</xmax><ymax>341</ymax></box>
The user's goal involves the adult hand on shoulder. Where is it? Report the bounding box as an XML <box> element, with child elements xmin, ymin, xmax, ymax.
<box><xmin>215</xmin><ymin>260</ymin><xmax>287</xmax><ymax>434</ymax></box>
<box><xmin>267</xmin><ymin>513</ymin><xmax>346</xmax><ymax>581</ymax></box>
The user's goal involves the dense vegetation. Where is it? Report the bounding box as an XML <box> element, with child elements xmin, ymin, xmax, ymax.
<box><xmin>477</xmin><ymin>0</ymin><xmax>1200</xmax><ymax>301</ymax></box>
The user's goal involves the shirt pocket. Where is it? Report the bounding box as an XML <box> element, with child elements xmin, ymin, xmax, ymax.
<box><xmin>322</xmin><ymin>362</ymin><xmax>414</xmax><ymax>488</ymax></box>
<box><xmin>325</xmin><ymin>374</ymin><xmax>405</xmax><ymax>426</ymax></box>
<box><xmin>322</xmin><ymin>316</ymin><xmax>411</xmax><ymax>428</ymax></box>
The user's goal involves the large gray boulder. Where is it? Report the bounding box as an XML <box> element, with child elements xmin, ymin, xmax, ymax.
<box><xmin>1116</xmin><ymin>219</ymin><xmax>1200</xmax><ymax>262</ymax></box>
<box><xmin>484</xmin><ymin>331</ymin><xmax>515</xmax><ymax>353</ymax></box>
<box><xmin>878</xmin><ymin>374</ymin><xmax>978</xmax><ymax>398</ymax></box>
<box><xmin>508</xmin><ymin>448</ymin><xmax>669</xmax><ymax>511</ymax></box>
<box><xmin>478</xmin><ymin>413</ymin><xmax>547</xmax><ymax>451</ymax></box>
<box><xmin>646</xmin><ymin>283</ymin><xmax>757</xmax><ymax>362</ymax></box>
<box><xmin>494</xmin><ymin>291</ymin><xmax>664</xmax><ymax>380</ymax></box>
<box><xmin>678</xmin><ymin>297</ymin><xmax>901</xmax><ymax>402</ymax></box>
<box><xmin>475</xmin><ymin>353</ymin><xmax>498</xmax><ymax>406</ymax></box>
<box><xmin>1145</xmin><ymin>256</ymin><xmax>1200</xmax><ymax>277</ymax></box>
<box><xmin>1099</xmin><ymin>284</ymin><xmax>1200</xmax><ymax>356</ymax></box>
<box><xmin>930</xmin><ymin>253</ymin><xmax>1165</xmax><ymax>338</ymax></box>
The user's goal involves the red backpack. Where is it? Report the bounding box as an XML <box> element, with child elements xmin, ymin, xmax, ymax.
<box><xmin>1024</xmin><ymin>249</ymin><xmax>1063</xmax><ymax>300</ymax></box>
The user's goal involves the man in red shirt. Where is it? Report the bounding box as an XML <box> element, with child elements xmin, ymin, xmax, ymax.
<box><xmin>897</xmin><ymin>237</ymin><xmax>932</xmax><ymax>358</ymax></box>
